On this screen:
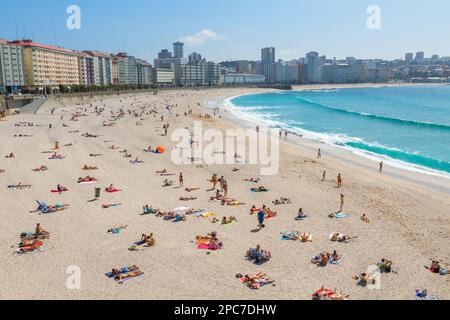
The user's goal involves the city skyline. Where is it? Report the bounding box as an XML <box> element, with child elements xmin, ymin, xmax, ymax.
<box><xmin>1</xmin><ymin>0</ymin><xmax>450</xmax><ymax>63</ymax></box>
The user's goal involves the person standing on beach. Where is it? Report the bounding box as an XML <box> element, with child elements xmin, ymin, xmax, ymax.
<box><xmin>317</xmin><ymin>149</ymin><xmax>322</xmax><ymax>159</ymax></box>
<box><xmin>258</xmin><ymin>206</ymin><xmax>266</xmax><ymax>230</ymax></box>
<box><xmin>337</xmin><ymin>173</ymin><xmax>342</xmax><ymax>188</ymax></box>
<box><xmin>179</xmin><ymin>173</ymin><xmax>184</xmax><ymax>187</ymax></box>
<box><xmin>339</xmin><ymin>194</ymin><xmax>345</xmax><ymax>212</ymax></box>
<box><xmin>223</xmin><ymin>179</ymin><xmax>228</xmax><ymax>197</ymax></box>
<box><xmin>379</xmin><ymin>161</ymin><xmax>384</xmax><ymax>173</ymax></box>
<box><xmin>219</xmin><ymin>176</ymin><xmax>225</xmax><ymax>192</ymax></box>
<box><xmin>322</xmin><ymin>171</ymin><xmax>327</xmax><ymax>182</ymax></box>
<box><xmin>210</xmin><ymin>174</ymin><xmax>218</xmax><ymax>190</ymax></box>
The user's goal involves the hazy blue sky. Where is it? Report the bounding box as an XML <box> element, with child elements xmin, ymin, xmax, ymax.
<box><xmin>1</xmin><ymin>0</ymin><xmax>449</xmax><ymax>62</ymax></box>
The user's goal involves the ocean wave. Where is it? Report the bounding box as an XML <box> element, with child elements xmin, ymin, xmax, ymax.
<box><xmin>295</xmin><ymin>96</ymin><xmax>450</xmax><ymax>131</ymax></box>
<box><xmin>224</xmin><ymin>95</ymin><xmax>450</xmax><ymax>178</ymax></box>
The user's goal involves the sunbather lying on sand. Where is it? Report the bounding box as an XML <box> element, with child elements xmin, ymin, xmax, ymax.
<box><xmin>272</xmin><ymin>197</ymin><xmax>291</xmax><ymax>205</ymax></box>
<box><xmin>312</xmin><ymin>287</ymin><xmax>349</xmax><ymax>301</ymax></box>
<box><xmin>221</xmin><ymin>216</ymin><xmax>238</xmax><ymax>225</ymax></box>
<box><xmin>246</xmin><ymin>245</ymin><xmax>272</xmax><ymax>263</ymax></box>
<box><xmin>185</xmin><ymin>188</ymin><xmax>200</xmax><ymax>192</ymax></box>
<box><xmin>238</xmin><ymin>273</ymin><xmax>274</xmax><ymax>290</ymax></box>
<box><xmin>8</xmin><ymin>183</ymin><xmax>32</xmax><ymax>190</ymax></box>
<box><xmin>49</xmin><ymin>153</ymin><xmax>64</xmax><ymax>160</ymax></box>
<box><xmin>142</xmin><ymin>205</ymin><xmax>159</xmax><ymax>215</ymax></box>
<box><xmin>114</xmin><ymin>271</ymin><xmax>144</xmax><ymax>284</ymax></box>
<box><xmin>89</xmin><ymin>153</ymin><xmax>102</xmax><ymax>157</ymax></box>
<box><xmin>83</xmin><ymin>165</ymin><xmax>98</xmax><ymax>170</ymax></box>
<box><xmin>105</xmin><ymin>185</ymin><xmax>121</xmax><ymax>193</ymax></box>
<box><xmin>243</xmin><ymin>177</ymin><xmax>260</xmax><ymax>183</ymax></box>
<box><xmin>102</xmin><ymin>203</ymin><xmax>122</xmax><ymax>209</ymax></box>
<box><xmin>107</xmin><ymin>225</ymin><xmax>127</xmax><ymax>234</ymax></box>
<box><xmin>329</xmin><ymin>232</ymin><xmax>357</xmax><ymax>243</ymax></box>
<box><xmin>0</xmin><ymin>169</ymin><xmax>5</xmax><ymax>173</ymax></box>
<box><xmin>361</xmin><ymin>214</ymin><xmax>370</xmax><ymax>223</ymax></box>
<box><xmin>281</xmin><ymin>231</ymin><xmax>299</xmax><ymax>241</ymax></box>
<box><xmin>16</xmin><ymin>240</ymin><xmax>44</xmax><ymax>255</ymax></box>
<box><xmin>78</xmin><ymin>176</ymin><xmax>97</xmax><ymax>183</ymax></box>
<box><xmin>157</xmin><ymin>170</ymin><xmax>176</xmax><ymax>176</ymax></box>
<box><xmin>179</xmin><ymin>196</ymin><xmax>197</xmax><ymax>201</ymax></box>
<box><xmin>224</xmin><ymin>200</ymin><xmax>246</xmax><ymax>206</ymax></box>
<box><xmin>110</xmin><ymin>265</ymin><xmax>139</xmax><ymax>277</ymax></box>
<box><xmin>5</xmin><ymin>153</ymin><xmax>15</xmax><ymax>158</ymax></box>
<box><xmin>33</xmin><ymin>201</ymin><xmax>69</xmax><ymax>214</ymax></box>
<box><xmin>32</xmin><ymin>165</ymin><xmax>48</xmax><ymax>172</ymax></box>
<box><xmin>251</xmin><ymin>186</ymin><xmax>269</xmax><ymax>193</ymax></box>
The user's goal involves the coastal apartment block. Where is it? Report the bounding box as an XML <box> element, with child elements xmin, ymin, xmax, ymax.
<box><xmin>0</xmin><ymin>39</ymin><xmax>26</xmax><ymax>93</ymax></box>
<box><xmin>11</xmin><ymin>40</ymin><xmax>80</xmax><ymax>90</ymax></box>
<box><xmin>83</xmin><ymin>51</ymin><xmax>113</xmax><ymax>86</ymax></box>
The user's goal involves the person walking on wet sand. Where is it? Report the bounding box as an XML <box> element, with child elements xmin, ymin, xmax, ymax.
<box><xmin>337</xmin><ymin>173</ymin><xmax>342</xmax><ymax>188</ymax></box>
<box><xmin>179</xmin><ymin>173</ymin><xmax>184</xmax><ymax>187</ymax></box>
<box><xmin>322</xmin><ymin>170</ymin><xmax>327</xmax><ymax>182</ymax></box>
<box><xmin>339</xmin><ymin>194</ymin><xmax>345</xmax><ymax>212</ymax></box>
<box><xmin>317</xmin><ymin>149</ymin><xmax>322</xmax><ymax>159</ymax></box>
<box><xmin>379</xmin><ymin>161</ymin><xmax>384</xmax><ymax>173</ymax></box>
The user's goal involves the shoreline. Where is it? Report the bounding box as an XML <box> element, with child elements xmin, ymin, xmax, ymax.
<box><xmin>214</xmin><ymin>84</ymin><xmax>450</xmax><ymax>195</ymax></box>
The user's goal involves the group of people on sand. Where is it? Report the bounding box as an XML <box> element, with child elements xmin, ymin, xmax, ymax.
<box><xmin>208</xmin><ymin>174</ymin><xmax>228</xmax><ymax>196</ymax></box>
<box><xmin>16</xmin><ymin>224</ymin><xmax>50</xmax><ymax>254</ymax></box>
<box><xmin>195</xmin><ymin>232</ymin><xmax>223</xmax><ymax>251</ymax></box>
<box><xmin>248</xmin><ymin>205</ymin><xmax>278</xmax><ymax>230</ymax></box>
<box><xmin>311</xmin><ymin>250</ymin><xmax>342</xmax><ymax>266</ymax></box>
<box><xmin>212</xmin><ymin>216</ymin><xmax>238</xmax><ymax>225</ymax></box>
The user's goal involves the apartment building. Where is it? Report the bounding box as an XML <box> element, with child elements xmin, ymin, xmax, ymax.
<box><xmin>11</xmin><ymin>40</ymin><xmax>80</xmax><ymax>90</ymax></box>
<box><xmin>0</xmin><ymin>39</ymin><xmax>26</xmax><ymax>93</ymax></box>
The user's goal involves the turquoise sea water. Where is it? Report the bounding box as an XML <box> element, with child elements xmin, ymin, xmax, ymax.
<box><xmin>228</xmin><ymin>86</ymin><xmax>450</xmax><ymax>177</ymax></box>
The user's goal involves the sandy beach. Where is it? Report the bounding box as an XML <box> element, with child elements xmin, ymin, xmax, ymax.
<box><xmin>1</xmin><ymin>84</ymin><xmax>449</xmax><ymax>300</ymax></box>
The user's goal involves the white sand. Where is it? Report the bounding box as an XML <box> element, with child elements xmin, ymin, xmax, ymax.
<box><xmin>0</xmin><ymin>85</ymin><xmax>449</xmax><ymax>300</ymax></box>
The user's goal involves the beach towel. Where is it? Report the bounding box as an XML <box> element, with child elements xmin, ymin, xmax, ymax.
<box><xmin>280</xmin><ymin>231</ymin><xmax>299</xmax><ymax>241</ymax></box>
<box><xmin>51</xmin><ymin>188</ymin><xmax>68</xmax><ymax>193</ymax></box>
<box><xmin>197</xmin><ymin>242</ymin><xmax>222</xmax><ymax>251</ymax></box>
<box><xmin>329</xmin><ymin>213</ymin><xmax>352</xmax><ymax>219</ymax></box>
<box><xmin>15</xmin><ymin>241</ymin><xmax>44</xmax><ymax>255</ymax></box>
<box><xmin>105</xmin><ymin>188</ymin><xmax>122</xmax><ymax>193</ymax></box>
<box><xmin>196</xmin><ymin>212</ymin><xmax>216</xmax><ymax>218</ymax></box>
<box><xmin>78</xmin><ymin>180</ymin><xmax>97</xmax><ymax>185</ymax></box>
<box><xmin>295</xmin><ymin>215</ymin><xmax>308</xmax><ymax>221</ymax></box>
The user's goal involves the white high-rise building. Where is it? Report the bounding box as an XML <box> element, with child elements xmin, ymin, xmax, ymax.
<box><xmin>306</xmin><ymin>51</ymin><xmax>320</xmax><ymax>83</ymax></box>
<box><xmin>261</xmin><ymin>47</ymin><xmax>276</xmax><ymax>83</ymax></box>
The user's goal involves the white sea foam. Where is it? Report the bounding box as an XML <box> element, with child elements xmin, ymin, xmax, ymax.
<box><xmin>223</xmin><ymin>95</ymin><xmax>450</xmax><ymax>180</ymax></box>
